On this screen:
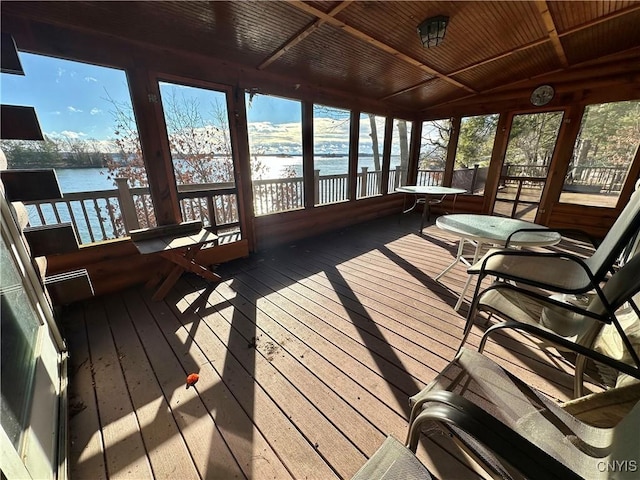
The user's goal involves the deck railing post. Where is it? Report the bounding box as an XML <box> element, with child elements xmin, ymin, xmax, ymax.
<box><xmin>394</xmin><ymin>166</ymin><xmax>402</xmax><ymax>188</ymax></box>
<box><xmin>115</xmin><ymin>177</ymin><xmax>140</xmax><ymax>233</ymax></box>
<box><xmin>314</xmin><ymin>169</ymin><xmax>320</xmax><ymax>205</ymax></box>
<box><xmin>360</xmin><ymin>167</ymin><xmax>368</xmax><ymax>197</ymax></box>
<box><xmin>471</xmin><ymin>164</ymin><xmax>479</xmax><ymax>194</ymax></box>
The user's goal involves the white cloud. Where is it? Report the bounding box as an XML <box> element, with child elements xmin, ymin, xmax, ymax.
<box><xmin>67</xmin><ymin>106</ymin><xmax>83</xmax><ymax>113</ymax></box>
<box><xmin>60</xmin><ymin>130</ymin><xmax>87</xmax><ymax>139</ymax></box>
<box><xmin>90</xmin><ymin>108</ymin><xmax>102</xmax><ymax>115</ymax></box>
<box><xmin>49</xmin><ymin>111</ymin><xmax>62</xmax><ymax>115</ymax></box>
<box><xmin>84</xmin><ymin>76</ymin><xmax>98</xmax><ymax>83</ymax></box>
<box><xmin>56</xmin><ymin>68</ymin><xmax>65</xmax><ymax>83</ymax></box>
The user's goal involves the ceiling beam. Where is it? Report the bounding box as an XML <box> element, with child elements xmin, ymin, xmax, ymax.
<box><xmin>285</xmin><ymin>0</ymin><xmax>476</xmax><ymax>94</ymax></box>
<box><xmin>383</xmin><ymin>4</ymin><xmax>640</xmax><ymax>104</ymax></box>
<box><xmin>258</xmin><ymin>1</ymin><xmax>353</xmax><ymax>70</ymax></box>
<box><xmin>536</xmin><ymin>0</ymin><xmax>569</xmax><ymax>68</ymax></box>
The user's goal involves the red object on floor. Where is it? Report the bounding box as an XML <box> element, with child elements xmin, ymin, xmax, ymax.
<box><xmin>186</xmin><ymin>373</ymin><xmax>199</xmax><ymax>389</ymax></box>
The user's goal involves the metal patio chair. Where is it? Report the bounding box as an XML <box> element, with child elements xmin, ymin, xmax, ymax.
<box><xmin>406</xmin><ymin>348</ymin><xmax>640</xmax><ymax>480</ymax></box>
<box><xmin>460</xmin><ymin>248</ymin><xmax>640</xmax><ymax>397</ymax></box>
<box><xmin>458</xmin><ymin>188</ymin><xmax>640</xmax><ymax>350</ymax></box>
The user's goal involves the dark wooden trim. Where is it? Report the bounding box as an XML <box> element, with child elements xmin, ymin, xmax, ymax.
<box><xmin>482</xmin><ymin>113</ymin><xmax>511</xmax><ymax>214</ymax></box>
<box><xmin>127</xmin><ymin>68</ymin><xmax>181</xmax><ymax>226</ymax></box>
<box><xmin>443</xmin><ymin>117</ymin><xmax>460</xmax><ymax>187</ymax></box>
<box><xmin>1</xmin><ymin>32</ymin><xmax>24</xmax><ymax>74</ymax></box>
<box><xmin>348</xmin><ymin>110</ymin><xmax>360</xmax><ymax>201</ymax></box>
<box><xmin>0</xmin><ymin>169</ymin><xmax>61</xmax><ymax>201</ymax></box>
<box><xmin>0</xmin><ymin>105</ymin><xmax>43</xmax><ymax>140</ymax></box>
<box><xmin>302</xmin><ymin>101</ymin><xmax>315</xmax><ymax>208</ymax></box>
<box><xmin>407</xmin><ymin>120</ymin><xmax>422</xmax><ymax>186</ymax></box>
<box><xmin>536</xmin><ymin>105</ymin><xmax>584</xmax><ymax>225</ymax></box>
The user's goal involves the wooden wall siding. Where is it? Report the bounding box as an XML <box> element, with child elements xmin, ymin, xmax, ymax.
<box><xmin>452</xmin><ymin>42</ymin><xmax>562</xmax><ymax>93</ymax></box>
<box><xmin>561</xmin><ymin>11</ymin><xmax>640</xmax><ymax>64</ymax></box>
<box><xmin>267</xmin><ymin>23</ymin><xmax>433</xmax><ymax>100</ymax></box>
<box><xmin>253</xmin><ymin>195</ymin><xmax>405</xmax><ymax>251</ymax></box>
<box><xmin>62</xmin><ymin>217</ymin><xmax>595</xmax><ymax>480</ymax></box>
<box><xmin>547</xmin><ymin>203</ymin><xmax>628</xmax><ymax>238</ymax></box>
<box><xmin>44</xmin><ymin>238</ymin><xmax>250</xmax><ymax>301</ymax></box>
<box><xmin>548</xmin><ymin>1</ymin><xmax>639</xmax><ymax>31</ymax></box>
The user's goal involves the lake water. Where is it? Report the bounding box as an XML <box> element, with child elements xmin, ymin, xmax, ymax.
<box><xmin>54</xmin><ymin>155</ymin><xmax>403</xmax><ymax>193</ymax></box>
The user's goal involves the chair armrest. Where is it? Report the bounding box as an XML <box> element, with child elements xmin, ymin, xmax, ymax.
<box><xmin>407</xmin><ymin>390</ymin><xmax>582</xmax><ymax>480</ymax></box>
<box><xmin>470</xmin><ymin>249</ymin><xmax>598</xmax><ymax>294</ymax></box>
<box><xmin>481</xmin><ymin>320</ymin><xmax>640</xmax><ymax>382</ymax></box>
<box><xmin>504</xmin><ymin>227</ymin><xmax>599</xmax><ymax>249</ymax></box>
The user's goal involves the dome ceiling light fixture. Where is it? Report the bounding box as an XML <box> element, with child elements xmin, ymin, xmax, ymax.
<box><xmin>417</xmin><ymin>15</ymin><xmax>449</xmax><ymax>48</ymax></box>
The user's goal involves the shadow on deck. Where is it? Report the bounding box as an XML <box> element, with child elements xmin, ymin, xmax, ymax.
<box><xmin>61</xmin><ymin>213</ymin><xmax>596</xmax><ymax>479</ymax></box>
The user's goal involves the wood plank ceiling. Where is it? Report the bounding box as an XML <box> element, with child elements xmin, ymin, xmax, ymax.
<box><xmin>2</xmin><ymin>1</ymin><xmax>640</xmax><ymax>112</ymax></box>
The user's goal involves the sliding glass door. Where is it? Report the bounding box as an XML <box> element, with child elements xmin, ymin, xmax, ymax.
<box><xmin>1</xmin><ymin>197</ymin><xmax>63</xmax><ymax>479</ymax></box>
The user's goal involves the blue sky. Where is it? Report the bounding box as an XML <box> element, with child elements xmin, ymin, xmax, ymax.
<box><xmin>1</xmin><ymin>51</ymin><xmax>409</xmax><ymax>155</ymax></box>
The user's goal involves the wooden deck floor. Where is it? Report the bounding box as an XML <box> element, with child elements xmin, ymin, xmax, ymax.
<box><xmin>61</xmin><ymin>213</ymin><xmax>597</xmax><ymax>480</ymax></box>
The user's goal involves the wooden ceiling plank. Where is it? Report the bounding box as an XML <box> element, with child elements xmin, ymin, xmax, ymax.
<box><xmin>258</xmin><ymin>0</ymin><xmax>353</xmax><ymax>70</ymax></box>
<box><xmin>380</xmin><ymin>78</ymin><xmax>438</xmax><ymax>101</ymax></box>
<box><xmin>395</xmin><ymin>3</ymin><xmax>639</xmax><ymax>107</ymax></box>
<box><xmin>536</xmin><ymin>0</ymin><xmax>569</xmax><ymax>67</ymax></box>
<box><xmin>382</xmin><ymin>37</ymin><xmax>549</xmax><ymax>103</ymax></box>
<box><xmin>424</xmin><ymin>44</ymin><xmax>640</xmax><ymax>113</ymax></box>
<box><xmin>285</xmin><ymin>0</ymin><xmax>476</xmax><ymax>94</ymax></box>
<box><xmin>558</xmin><ymin>3</ymin><xmax>640</xmax><ymax>37</ymax></box>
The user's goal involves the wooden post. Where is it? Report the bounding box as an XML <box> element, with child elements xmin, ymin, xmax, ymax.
<box><xmin>360</xmin><ymin>167</ymin><xmax>369</xmax><ymax>197</ymax></box>
<box><xmin>381</xmin><ymin>117</ymin><xmax>393</xmax><ymax>194</ymax></box>
<box><xmin>348</xmin><ymin>111</ymin><xmax>359</xmax><ymax>201</ymax></box>
<box><xmin>482</xmin><ymin>113</ymin><xmax>511</xmax><ymax>214</ymax></box>
<box><xmin>229</xmin><ymin>86</ymin><xmax>254</xmax><ymax>249</ymax></box>
<box><xmin>394</xmin><ymin>166</ymin><xmax>402</xmax><ymax>188</ymax></box>
<box><xmin>302</xmin><ymin>102</ymin><xmax>315</xmax><ymax>209</ymax></box>
<box><xmin>115</xmin><ymin>177</ymin><xmax>140</xmax><ymax>233</ymax></box>
<box><xmin>314</xmin><ymin>169</ymin><xmax>320</xmax><ymax>205</ymax></box>
<box><xmin>536</xmin><ymin>105</ymin><xmax>584</xmax><ymax>225</ymax></box>
<box><xmin>127</xmin><ymin>67</ymin><xmax>181</xmax><ymax>226</ymax></box>
<box><xmin>407</xmin><ymin>119</ymin><xmax>422</xmax><ymax>186</ymax></box>
<box><xmin>470</xmin><ymin>164</ymin><xmax>479</xmax><ymax>194</ymax></box>
<box><xmin>443</xmin><ymin>117</ymin><xmax>460</xmax><ymax>187</ymax></box>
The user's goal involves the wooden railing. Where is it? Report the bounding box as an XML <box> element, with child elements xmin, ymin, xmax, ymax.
<box><xmin>504</xmin><ymin>163</ymin><xmax>628</xmax><ymax>193</ymax></box>
<box><xmin>25</xmin><ymin>167</ymin><xmax>447</xmax><ymax>245</ymax></box>
<box><xmin>416</xmin><ymin>169</ymin><xmax>444</xmax><ymax>186</ymax></box>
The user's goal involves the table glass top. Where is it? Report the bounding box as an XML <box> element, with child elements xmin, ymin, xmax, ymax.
<box><xmin>396</xmin><ymin>186</ymin><xmax>466</xmax><ymax>195</ymax></box>
<box><xmin>436</xmin><ymin>214</ymin><xmax>561</xmax><ymax>246</ymax></box>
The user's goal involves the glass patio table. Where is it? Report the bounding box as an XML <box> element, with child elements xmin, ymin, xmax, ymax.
<box><xmin>435</xmin><ymin>214</ymin><xmax>562</xmax><ymax>311</ymax></box>
<box><xmin>396</xmin><ymin>186</ymin><xmax>466</xmax><ymax>232</ymax></box>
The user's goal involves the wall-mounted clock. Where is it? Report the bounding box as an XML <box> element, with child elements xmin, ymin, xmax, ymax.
<box><xmin>530</xmin><ymin>84</ymin><xmax>555</xmax><ymax>107</ymax></box>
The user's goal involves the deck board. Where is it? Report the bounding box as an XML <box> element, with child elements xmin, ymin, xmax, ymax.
<box><xmin>63</xmin><ymin>214</ymin><xmax>597</xmax><ymax>479</ymax></box>
<box><xmin>65</xmin><ymin>304</ymin><xmax>107</xmax><ymax>480</ymax></box>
